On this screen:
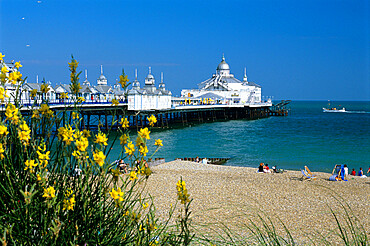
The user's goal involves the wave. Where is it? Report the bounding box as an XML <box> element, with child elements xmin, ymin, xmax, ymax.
<box><xmin>345</xmin><ymin>111</ymin><xmax>370</xmax><ymax>114</ymax></box>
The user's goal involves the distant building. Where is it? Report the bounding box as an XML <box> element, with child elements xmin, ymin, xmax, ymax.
<box><xmin>23</xmin><ymin>81</ymin><xmax>56</xmax><ymax>102</ymax></box>
<box><xmin>127</xmin><ymin>68</ymin><xmax>172</xmax><ymax>110</ymax></box>
<box><xmin>97</xmin><ymin>65</ymin><xmax>107</xmax><ymax>85</ymax></box>
<box><xmin>181</xmin><ymin>55</ymin><xmax>263</xmax><ymax>105</ymax></box>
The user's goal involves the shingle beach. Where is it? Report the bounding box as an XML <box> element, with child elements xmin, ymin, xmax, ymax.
<box><xmin>143</xmin><ymin>160</ymin><xmax>370</xmax><ymax>244</ymax></box>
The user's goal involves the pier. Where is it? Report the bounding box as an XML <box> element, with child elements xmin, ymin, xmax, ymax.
<box><xmin>1</xmin><ymin>99</ymin><xmax>289</xmax><ymax>131</ymax></box>
<box><xmin>1</xmin><ymin>100</ymin><xmax>289</xmax><ymax>131</ymax></box>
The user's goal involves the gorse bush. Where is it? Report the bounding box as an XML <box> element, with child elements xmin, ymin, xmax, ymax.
<box><xmin>0</xmin><ymin>53</ymin><xmax>193</xmax><ymax>245</ymax></box>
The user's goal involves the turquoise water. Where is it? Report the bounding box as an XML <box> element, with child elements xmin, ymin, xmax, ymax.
<box><xmin>108</xmin><ymin>101</ymin><xmax>370</xmax><ymax>173</ymax></box>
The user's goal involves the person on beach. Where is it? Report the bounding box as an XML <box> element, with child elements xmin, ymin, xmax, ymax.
<box><xmin>202</xmin><ymin>158</ymin><xmax>208</xmax><ymax>164</ymax></box>
<box><xmin>195</xmin><ymin>156</ymin><xmax>199</xmax><ymax>163</ymax></box>
<box><xmin>343</xmin><ymin>164</ymin><xmax>349</xmax><ymax>178</ymax></box>
<box><xmin>118</xmin><ymin>159</ymin><xmax>128</xmax><ymax>173</ymax></box>
<box><xmin>367</xmin><ymin>166</ymin><xmax>370</xmax><ymax>176</ymax></box>
<box><xmin>358</xmin><ymin>168</ymin><xmax>366</xmax><ymax>178</ymax></box>
<box><xmin>264</xmin><ymin>164</ymin><xmax>271</xmax><ymax>173</ymax></box>
<box><xmin>350</xmin><ymin>169</ymin><xmax>356</xmax><ymax>176</ymax></box>
<box><xmin>258</xmin><ymin>163</ymin><xmax>264</xmax><ymax>173</ymax></box>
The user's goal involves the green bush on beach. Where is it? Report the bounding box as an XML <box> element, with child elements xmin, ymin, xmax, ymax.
<box><xmin>0</xmin><ymin>53</ymin><xmax>193</xmax><ymax>245</ymax></box>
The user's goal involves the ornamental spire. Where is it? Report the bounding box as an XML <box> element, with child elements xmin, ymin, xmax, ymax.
<box><xmin>135</xmin><ymin>68</ymin><xmax>138</xmax><ymax>80</ymax></box>
<box><xmin>100</xmin><ymin>65</ymin><xmax>103</xmax><ymax>75</ymax></box>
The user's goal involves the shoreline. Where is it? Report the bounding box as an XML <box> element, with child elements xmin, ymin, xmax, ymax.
<box><xmin>143</xmin><ymin>160</ymin><xmax>370</xmax><ymax>244</ymax></box>
<box><xmin>149</xmin><ymin>159</ymin><xmax>368</xmax><ymax>178</ymax></box>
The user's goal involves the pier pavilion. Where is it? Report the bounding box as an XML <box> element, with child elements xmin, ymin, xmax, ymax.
<box><xmin>181</xmin><ymin>55</ymin><xmax>269</xmax><ymax>105</ymax></box>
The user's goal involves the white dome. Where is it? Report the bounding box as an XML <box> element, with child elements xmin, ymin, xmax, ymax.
<box><xmin>99</xmin><ymin>74</ymin><xmax>106</xmax><ymax>80</ymax></box>
<box><xmin>216</xmin><ymin>56</ymin><xmax>230</xmax><ymax>76</ymax></box>
<box><xmin>217</xmin><ymin>61</ymin><xmax>230</xmax><ymax>71</ymax></box>
<box><xmin>146</xmin><ymin>74</ymin><xmax>154</xmax><ymax>79</ymax></box>
<box><xmin>217</xmin><ymin>56</ymin><xmax>230</xmax><ymax>71</ymax></box>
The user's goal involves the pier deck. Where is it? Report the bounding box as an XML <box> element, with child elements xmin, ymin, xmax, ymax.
<box><xmin>0</xmin><ymin>101</ymin><xmax>288</xmax><ymax>130</ymax></box>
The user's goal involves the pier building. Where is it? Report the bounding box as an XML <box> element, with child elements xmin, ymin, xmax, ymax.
<box><xmin>181</xmin><ymin>55</ymin><xmax>266</xmax><ymax>105</ymax></box>
<box><xmin>127</xmin><ymin>68</ymin><xmax>172</xmax><ymax>111</ymax></box>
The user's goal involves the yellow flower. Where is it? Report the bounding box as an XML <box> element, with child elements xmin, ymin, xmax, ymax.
<box><xmin>142</xmin><ymin>202</ymin><xmax>149</xmax><ymax>209</ymax></box>
<box><xmin>18</xmin><ymin>130</ymin><xmax>31</xmax><ymax>146</ymax></box>
<box><xmin>111</xmin><ymin>99</ymin><xmax>119</xmax><ymax>106</ymax></box>
<box><xmin>19</xmin><ymin>120</ymin><xmax>30</xmax><ymax>132</ymax></box>
<box><xmin>82</xmin><ymin>129</ymin><xmax>91</xmax><ymax>138</ymax></box>
<box><xmin>136</xmin><ymin>136</ymin><xmax>143</xmax><ymax>147</ymax></box>
<box><xmin>154</xmin><ymin>139</ymin><xmax>163</xmax><ymax>147</ymax></box>
<box><xmin>0</xmin><ymin>125</ymin><xmax>8</xmax><ymax>136</ymax></box>
<box><xmin>61</xmin><ymin>125</ymin><xmax>74</xmax><ymax>145</ymax></box>
<box><xmin>38</xmin><ymin>144</ymin><xmax>46</xmax><ymax>152</ymax></box>
<box><xmin>138</xmin><ymin>127</ymin><xmax>150</xmax><ymax>140</ymax></box>
<box><xmin>18</xmin><ymin>121</ymin><xmax>31</xmax><ymax>146</ymax></box>
<box><xmin>32</xmin><ymin>109</ymin><xmax>40</xmax><ymax>119</ymax></box>
<box><xmin>5</xmin><ymin>103</ymin><xmax>19</xmax><ymax>124</ymax></box>
<box><xmin>43</xmin><ymin>186</ymin><xmax>56</xmax><ymax>199</ymax></box>
<box><xmin>63</xmin><ymin>193</ymin><xmax>76</xmax><ymax>211</ymax></box>
<box><xmin>94</xmin><ymin>132</ymin><xmax>108</xmax><ymax>146</ymax></box>
<box><xmin>72</xmin><ymin>150</ymin><xmax>81</xmax><ymax>157</ymax></box>
<box><xmin>30</xmin><ymin>89</ymin><xmax>38</xmax><ymax>98</ymax></box>
<box><xmin>75</xmin><ymin>136</ymin><xmax>88</xmax><ymax>152</ymax></box>
<box><xmin>15</xmin><ymin>61</ymin><xmax>22</xmax><ymax>69</ymax></box>
<box><xmin>93</xmin><ymin>150</ymin><xmax>106</xmax><ymax>167</ymax></box>
<box><xmin>0</xmin><ymin>87</ymin><xmax>9</xmax><ymax>102</ymax></box>
<box><xmin>120</xmin><ymin>117</ymin><xmax>129</xmax><ymax>128</ymax></box>
<box><xmin>68</xmin><ymin>59</ymin><xmax>79</xmax><ymax>72</ymax></box>
<box><xmin>129</xmin><ymin>171</ymin><xmax>138</xmax><ymax>181</ymax></box>
<box><xmin>77</xmin><ymin>97</ymin><xmax>85</xmax><ymax>103</ymax></box>
<box><xmin>24</xmin><ymin>160</ymin><xmax>38</xmax><ymax>173</ymax></box>
<box><xmin>39</xmin><ymin>104</ymin><xmax>53</xmax><ymax>118</ymax></box>
<box><xmin>0</xmin><ymin>143</ymin><xmax>5</xmax><ymax>160</ymax></box>
<box><xmin>119</xmin><ymin>73</ymin><xmax>129</xmax><ymax>88</ymax></box>
<box><xmin>124</xmin><ymin>141</ymin><xmax>135</xmax><ymax>156</ymax></box>
<box><xmin>73</xmin><ymin>129</ymin><xmax>83</xmax><ymax>139</ymax></box>
<box><xmin>119</xmin><ymin>134</ymin><xmax>128</xmax><ymax>145</ymax></box>
<box><xmin>40</xmin><ymin>84</ymin><xmax>50</xmax><ymax>94</ymax></box>
<box><xmin>176</xmin><ymin>179</ymin><xmax>190</xmax><ymax>204</ymax></box>
<box><xmin>8</xmin><ymin>71</ymin><xmax>22</xmax><ymax>84</ymax></box>
<box><xmin>37</xmin><ymin>149</ymin><xmax>50</xmax><ymax>168</ymax></box>
<box><xmin>109</xmin><ymin>188</ymin><xmax>124</xmax><ymax>201</ymax></box>
<box><xmin>57</xmin><ymin>127</ymin><xmax>65</xmax><ymax>140</ymax></box>
<box><xmin>147</xmin><ymin>115</ymin><xmax>157</xmax><ymax>127</ymax></box>
<box><xmin>139</xmin><ymin>145</ymin><xmax>148</xmax><ymax>156</ymax></box>
<box><xmin>0</xmin><ymin>52</ymin><xmax>4</xmax><ymax>62</ymax></box>
<box><xmin>72</xmin><ymin>112</ymin><xmax>79</xmax><ymax>119</ymax></box>
<box><xmin>1</xmin><ymin>66</ymin><xmax>8</xmax><ymax>74</ymax></box>
<box><xmin>60</xmin><ymin>92</ymin><xmax>69</xmax><ymax>99</ymax></box>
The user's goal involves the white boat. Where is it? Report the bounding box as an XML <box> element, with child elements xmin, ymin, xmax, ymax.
<box><xmin>322</xmin><ymin>107</ymin><xmax>346</xmax><ymax>113</ymax></box>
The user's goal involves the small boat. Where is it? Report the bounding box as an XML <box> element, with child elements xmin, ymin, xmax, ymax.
<box><xmin>323</xmin><ymin>101</ymin><xmax>346</xmax><ymax>112</ymax></box>
<box><xmin>322</xmin><ymin>107</ymin><xmax>346</xmax><ymax>113</ymax></box>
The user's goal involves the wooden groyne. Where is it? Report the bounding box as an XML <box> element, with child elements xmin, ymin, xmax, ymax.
<box><xmin>176</xmin><ymin>157</ymin><xmax>230</xmax><ymax>165</ymax></box>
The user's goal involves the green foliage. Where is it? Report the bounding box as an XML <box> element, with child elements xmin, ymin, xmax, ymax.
<box><xmin>0</xmin><ymin>55</ymin><xmax>191</xmax><ymax>245</ymax></box>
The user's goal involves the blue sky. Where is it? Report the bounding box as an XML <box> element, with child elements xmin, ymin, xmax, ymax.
<box><xmin>1</xmin><ymin>0</ymin><xmax>369</xmax><ymax>100</ymax></box>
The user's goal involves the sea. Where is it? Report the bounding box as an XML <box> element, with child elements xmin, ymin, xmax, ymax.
<box><xmin>108</xmin><ymin>101</ymin><xmax>370</xmax><ymax>173</ymax></box>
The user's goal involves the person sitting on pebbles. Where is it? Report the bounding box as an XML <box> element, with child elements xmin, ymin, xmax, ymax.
<box><xmin>258</xmin><ymin>163</ymin><xmax>264</xmax><ymax>173</ymax></box>
<box><xmin>263</xmin><ymin>164</ymin><xmax>271</xmax><ymax>173</ymax></box>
